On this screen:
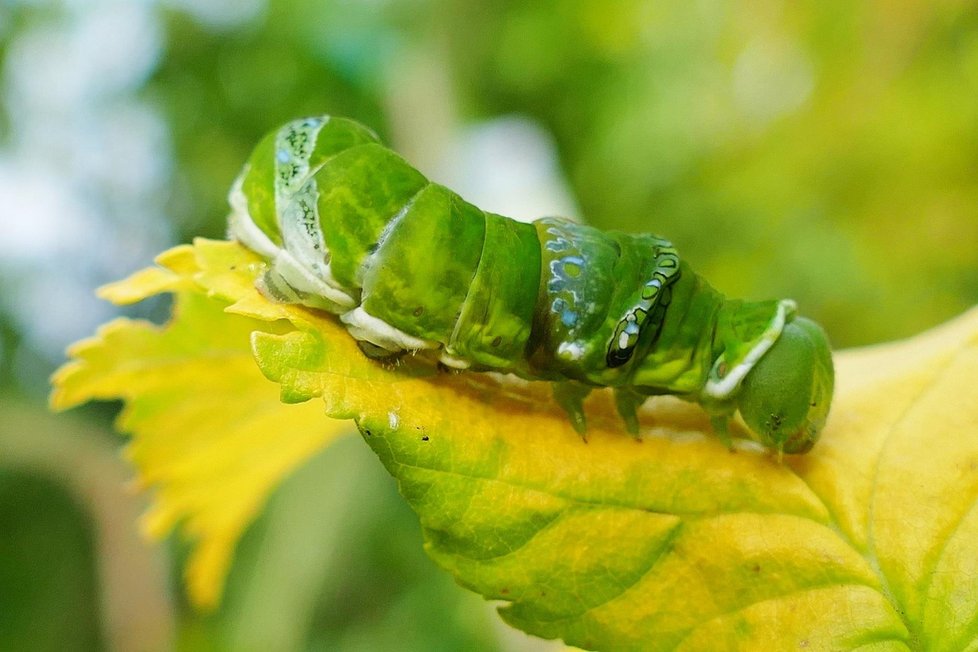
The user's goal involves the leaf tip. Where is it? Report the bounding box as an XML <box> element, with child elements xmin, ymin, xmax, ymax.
<box><xmin>96</xmin><ymin>266</ymin><xmax>181</xmax><ymax>305</ymax></box>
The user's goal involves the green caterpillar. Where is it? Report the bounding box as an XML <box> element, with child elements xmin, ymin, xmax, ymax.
<box><xmin>228</xmin><ymin>116</ymin><xmax>834</xmax><ymax>454</ymax></box>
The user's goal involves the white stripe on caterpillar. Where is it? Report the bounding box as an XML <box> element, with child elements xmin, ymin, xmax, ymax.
<box><xmin>703</xmin><ymin>299</ymin><xmax>797</xmax><ymax>399</ymax></box>
<box><xmin>340</xmin><ymin>306</ymin><xmax>439</xmax><ymax>352</ymax></box>
<box><xmin>227</xmin><ymin>171</ymin><xmax>280</xmax><ymax>259</ymax></box>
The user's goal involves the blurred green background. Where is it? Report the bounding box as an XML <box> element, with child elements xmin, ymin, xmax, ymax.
<box><xmin>1</xmin><ymin>0</ymin><xmax>976</xmax><ymax>650</ymax></box>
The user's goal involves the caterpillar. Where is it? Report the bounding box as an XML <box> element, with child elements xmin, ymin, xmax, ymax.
<box><xmin>228</xmin><ymin>116</ymin><xmax>834</xmax><ymax>454</ymax></box>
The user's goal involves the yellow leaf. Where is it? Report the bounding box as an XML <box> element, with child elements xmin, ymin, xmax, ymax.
<box><xmin>51</xmin><ymin>244</ymin><xmax>353</xmax><ymax>609</ymax></box>
<box><xmin>52</xmin><ymin>239</ymin><xmax>978</xmax><ymax>650</ymax></box>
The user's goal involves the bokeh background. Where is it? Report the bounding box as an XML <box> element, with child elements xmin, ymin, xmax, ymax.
<box><xmin>1</xmin><ymin>0</ymin><xmax>977</xmax><ymax>650</ymax></box>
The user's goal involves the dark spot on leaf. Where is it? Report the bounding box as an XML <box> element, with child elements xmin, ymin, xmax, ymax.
<box><xmin>421</xmin><ymin>435</ymin><xmax>429</xmax><ymax>442</ymax></box>
<box><xmin>413</xmin><ymin>306</ymin><xmax>424</xmax><ymax>316</ymax></box>
<box><xmin>491</xmin><ymin>336</ymin><xmax>502</xmax><ymax>347</ymax></box>
<box><xmin>751</xmin><ymin>564</ymin><xmax>760</xmax><ymax>573</ymax></box>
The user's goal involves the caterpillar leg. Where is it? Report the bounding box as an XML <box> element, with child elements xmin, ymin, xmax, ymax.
<box><xmin>254</xmin><ymin>254</ymin><xmax>355</xmax><ymax>313</ymax></box>
<box><xmin>552</xmin><ymin>382</ymin><xmax>592</xmax><ymax>440</ymax></box>
<box><xmin>613</xmin><ymin>387</ymin><xmax>646</xmax><ymax>438</ymax></box>
<box><xmin>710</xmin><ymin>415</ymin><xmax>735</xmax><ymax>451</ymax></box>
<box><xmin>356</xmin><ymin>340</ymin><xmax>404</xmax><ymax>361</ymax></box>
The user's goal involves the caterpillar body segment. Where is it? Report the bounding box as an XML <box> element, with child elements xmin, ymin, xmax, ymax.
<box><xmin>228</xmin><ymin>115</ymin><xmax>835</xmax><ymax>455</ymax></box>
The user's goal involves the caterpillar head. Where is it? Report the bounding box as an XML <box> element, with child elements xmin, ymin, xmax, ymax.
<box><xmin>735</xmin><ymin>316</ymin><xmax>834</xmax><ymax>454</ymax></box>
